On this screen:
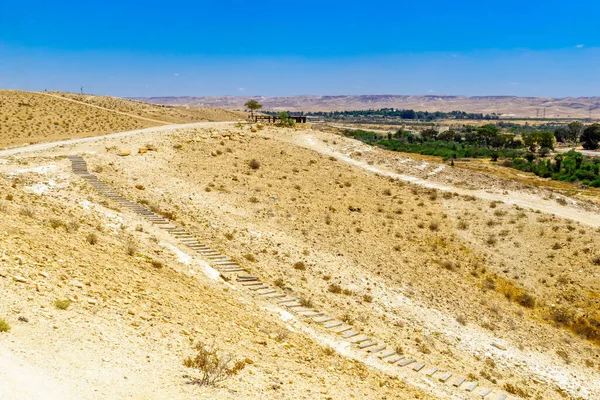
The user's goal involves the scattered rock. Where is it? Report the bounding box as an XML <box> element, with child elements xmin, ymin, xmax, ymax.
<box><xmin>87</xmin><ymin>298</ymin><xmax>98</xmax><ymax>305</ymax></box>
<box><xmin>18</xmin><ymin>316</ymin><xmax>29</xmax><ymax>323</ymax></box>
<box><xmin>13</xmin><ymin>275</ymin><xmax>28</xmax><ymax>283</ymax></box>
<box><xmin>0</xmin><ymin>270</ymin><xmax>7</xmax><ymax>278</ymax></box>
<box><xmin>118</xmin><ymin>149</ymin><xmax>131</xmax><ymax>157</ymax></box>
<box><xmin>492</xmin><ymin>342</ymin><xmax>507</xmax><ymax>351</ymax></box>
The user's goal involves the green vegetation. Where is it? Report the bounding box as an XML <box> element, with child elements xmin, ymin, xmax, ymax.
<box><xmin>277</xmin><ymin>111</ymin><xmax>296</xmax><ymax>127</ymax></box>
<box><xmin>344</xmin><ymin>124</ymin><xmax>600</xmax><ymax>187</ymax></box>
<box><xmin>244</xmin><ymin>99</ymin><xmax>262</xmax><ymax>119</ymax></box>
<box><xmin>0</xmin><ymin>318</ymin><xmax>10</xmax><ymax>333</ymax></box>
<box><xmin>307</xmin><ymin>108</ymin><xmax>499</xmax><ymax>121</ymax></box>
<box><xmin>581</xmin><ymin>123</ymin><xmax>600</xmax><ymax>150</ymax></box>
<box><xmin>54</xmin><ymin>299</ymin><xmax>71</xmax><ymax>310</ymax></box>
<box><xmin>343</xmin><ymin>126</ymin><xmax>525</xmax><ymax>161</ymax></box>
<box><xmin>511</xmin><ymin>150</ymin><xmax>600</xmax><ymax>187</ymax></box>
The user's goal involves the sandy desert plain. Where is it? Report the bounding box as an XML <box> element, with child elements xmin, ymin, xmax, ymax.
<box><xmin>1</xmin><ymin>91</ymin><xmax>600</xmax><ymax>400</ymax></box>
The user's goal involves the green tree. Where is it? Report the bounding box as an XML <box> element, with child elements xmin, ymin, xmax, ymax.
<box><xmin>475</xmin><ymin>124</ymin><xmax>500</xmax><ymax>147</ymax></box>
<box><xmin>421</xmin><ymin>128</ymin><xmax>438</xmax><ymax>140</ymax></box>
<box><xmin>568</xmin><ymin>121</ymin><xmax>583</xmax><ymax>143</ymax></box>
<box><xmin>554</xmin><ymin>127</ymin><xmax>569</xmax><ymax>143</ymax></box>
<box><xmin>581</xmin><ymin>124</ymin><xmax>600</xmax><ymax>150</ymax></box>
<box><xmin>244</xmin><ymin>99</ymin><xmax>263</xmax><ymax>119</ymax></box>
<box><xmin>277</xmin><ymin>112</ymin><xmax>295</xmax><ymax>127</ymax></box>
<box><xmin>537</xmin><ymin>131</ymin><xmax>555</xmax><ymax>150</ymax></box>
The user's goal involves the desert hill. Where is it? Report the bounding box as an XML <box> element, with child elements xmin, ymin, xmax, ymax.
<box><xmin>133</xmin><ymin>94</ymin><xmax>600</xmax><ymax>118</ymax></box>
<box><xmin>0</xmin><ymin>90</ymin><xmax>245</xmax><ymax>149</ymax></box>
<box><xmin>1</xmin><ymin>94</ymin><xmax>599</xmax><ymax>399</ymax></box>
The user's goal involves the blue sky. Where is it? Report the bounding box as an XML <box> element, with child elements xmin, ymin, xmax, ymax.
<box><xmin>1</xmin><ymin>0</ymin><xmax>599</xmax><ymax>97</ymax></box>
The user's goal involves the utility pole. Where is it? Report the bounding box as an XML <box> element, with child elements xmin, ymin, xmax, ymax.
<box><xmin>543</xmin><ymin>106</ymin><xmax>546</xmax><ymax>118</ymax></box>
<box><xmin>80</xmin><ymin>86</ymin><xmax>84</xmax><ymax>95</ymax></box>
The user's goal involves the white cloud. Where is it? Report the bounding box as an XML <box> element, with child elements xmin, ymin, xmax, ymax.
<box><xmin>173</xmin><ymin>73</ymin><xmax>180</xmax><ymax>77</ymax></box>
<box><xmin>509</xmin><ymin>82</ymin><xmax>520</xmax><ymax>85</ymax></box>
<box><xmin>576</xmin><ymin>44</ymin><xmax>584</xmax><ymax>48</ymax></box>
<box><xmin>238</xmin><ymin>87</ymin><xmax>245</xmax><ymax>91</ymax></box>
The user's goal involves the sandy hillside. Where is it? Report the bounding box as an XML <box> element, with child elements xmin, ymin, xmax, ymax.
<box><xmin>1</xmin><ymin>121</ymin><xmax>599</xmax><ymax>400</ymax></box>
<box><xmin>0</xmin><ymin>130</ymin><xmax>427</xmax><ymax>400</ymax></box>
<box><xmin>53</xmin><ymin>92</ymin><xmax>246</xmax><ymax>124</ymax></box>
<box><xmin>0</xmin><ymin>90</ymin><xmax>245</xmax><ymax>150</ymax></box>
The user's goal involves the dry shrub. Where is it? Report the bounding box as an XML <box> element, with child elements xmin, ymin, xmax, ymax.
<box><xmin>54</xmin><ymin>299</ymin><xmax>71</xmax><ymax>310</ymax></box>
<box><xmin>248</xmin><ymin>159</ymin><xmax>261</xmax><ymax>170</ymax></box>
<box><xmin>49</xmin><ymin>218</ymin><xmax>64</xmax><ymax>229</ymax></box>
<box><xmin>299</xmin><ymin>297</ymin><xmax>314</xmax><ymax>308</ymax></box>
<box><xmin>428</xmin><ymin>221</ymin><xmax>440</xmax><ymax>231</ymax></box>
<box><xmin>0</xmin><ymin>318</ymin><xmax>11</xmax><ymax>332</ymax></box>
<box><xmin>516</xmin><ymin>293</ymin><xmax>536</xmax><ymax>308</ymax></box>
<box><xmin>244</xmin><ymin>254</ymin><xmax>256</xmax><ymax>262</ymax></box>
<box><xmin>183</xmin><ymin>342</ymin><xmax>245</xmax><ymax>386</ymax></box>
<box><xmin>502</xmin><ymin>383</ymin><xmax>529</xmax><ymax>398</ymax></box>
<box><xmin>293</xmin><ymin>261</ymin><xmax>306</xmax><ymax>270</ymax></box>
<box><xmin>86</xmin><ymin>232</ymin><xmax>98</xmax><ymax>245</ymax></box>
<box><xmin>19</xmin><ymin>207</ymin><xmax>35</xmax><ymax>218</ymax></box>
<box><xmin>328</xmin><ymin>283</ymin><xmax>342</xmax><ymax>294</ymax></box>
<box><xmin>362</xmin><ymin>295</ymin><xmax>373</xmax><ymax>303</ymax></box>
<box><xmin>457</xmin><ymin>220</ymin><xmax>468</xmax><ymax>230</ymax></box>
<box><xmin>126</xmin><ymin>242</ymin><xmax>137</xmax><ymax>256</ymax></box>
<box><xmin>322</xmin><ymin>345</ymin><xmax>335</xmax><ymax>356</ymax></box>
<box><xmin>150</xmin><ymin>259</ymin><xmax>164</xmax><ymax>269</ymax></box>
<box><xmin>274</xmin><ymin>278</ymin><xmax>285</xmax><ymax>288</ymax></box>
<box><xmin>66</xmin><ymin>221</ymin><xmax>80</xmax><ymax>233</ymax></box>
<box><xmin>341</xmin><ymin>313</ymin><xmax>353</xmax><ymax>324</ymax></box>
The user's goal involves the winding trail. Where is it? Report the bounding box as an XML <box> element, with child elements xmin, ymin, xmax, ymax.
<box><xmin>280</xmin><ymin>132</ymin><xmax>600</xmax><ymax>228</ymax></box>
<box><xmin>35</xmin><ymin>92</ymin><xmax>171</xmax><ymax>125</ymax></box>
<box><xmin>0</xmin><ymin>122</ymin><xmax>231</xmax><ymax>157</ymax></box>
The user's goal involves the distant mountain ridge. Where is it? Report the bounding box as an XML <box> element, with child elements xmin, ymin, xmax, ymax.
<box><xmin>131</xmin><ymin>94</ymin><xmax>600</xmax><ymax>118</ymax></box>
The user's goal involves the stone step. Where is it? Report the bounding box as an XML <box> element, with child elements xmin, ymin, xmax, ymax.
<box><xmin>249</xmin><ymin>285</ymin><xmax>270</xmax><ymax>291</ymax></box>
<box><xmin>424</xmin><ymin>367</ymin><xmax>438</xmax><ymax>377</ymax></box>
<box><xmin>464</xmin><ymin>382</ymin><xmax>478</xmax><ymax>392</ymax></box>
<box><xmin>438</xmin><ymin>372</ymin><xmax>452</xmax><ymax>383</ymax></box>
<box><xmin>398</xmin><ymin>358</ymin><xmax>415</xmax><ymax>367</ymax></box>
<box><xmin>342</xmin><ymin>331</ymin><xmax>359</xmax><ymax>339</ymax></box>
<box><xmin>256</xmin><ymin>289</ymin><xmax>276</xmax><ymax>295</ymax></box>
<box><xmin>350</xmin><ymin>336</ymin><xmax>370</xmax><ymax>344</ymax></box>
<box><xmin>324</xmin><ymin>321</ymin><xmax>343</xmax><ymax>329</ymax></box>
<box><xmin>494</xmin><ymin>395</ymin><xmax>507</xmax><ymax>400</ymax></box>
<box><xmin>378</xmin><ymin>350</ymin><xmax>396</xmax><ymax>359</ymax></box>
<box><xmin>367</xmin><ymin>345</ymin><xmax>386</xmax><ymax>354</ymax></box>
<box><xmin>313</xmin><ymin>316</ymin><xmax>333</xmax><ymax>323</ymax></box>
<box><xmin>334</xmin><ymin>326</ymin><xmax>352</xmax><ymax>333</ymax></box>
<box><xmin>452</xmin><ymin>377</ymin><xmax>466</xmax><ymax>388</ymax></box>
<box><xmin>242</xmin><ymin>282</ymin><xmax>263</xmax><ymax>286</ymax></box>
<box><xmin>358</xmin><ymin>341</ymin><xmax>377</xmax><ymax>349</ymax></box>
<box><xmin>284</xmin><ymin>303</ymin><xmax>303</xmax><ymax>308</ymax></box>
<box><xmin>412</xmin><ymin>362</ymin><xmax>425</xmax><ymax>372</ymax></box>
<box><xmin>479</xmin><ymin>388</ymin><xmax>493</xmax><ymax>398</ymax></box>
<box><xmin>219</xmin><ymin>267</ymin><xmax>244</xmax><ymax>272</ymax></box>
<box><xmin>297</xmin><ymin>311</ymin><xmax>323</xmax><ymax>317</ymax></box>
<box><xmin>265</xmin><ymin>293</ymin><xmax>286</xmax><ymax>299</ymax></box>
<box><xmin>386</xmin><ymin>355</ymin><xmax>405</xmax><ymax>364</ymax></box>
<box><xmin>277</xmin><ymin>298</ymin><xmax>297</xmax><ymax>304</ymax></box>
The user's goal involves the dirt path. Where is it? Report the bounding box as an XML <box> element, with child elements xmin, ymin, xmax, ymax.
<box><xmin>0</xmin><ymin>347</ymin><xmax>76</xmax><ymax>400</ymax></box>
<box><xmin>280</xmin><ymin>131</ymin><xmax>600</xmax><ymax>228</ymax></box>
<box><xmin>36</xmin><ymin>92</ymin><xmax>171</xmax><ymax>125</ymax></box>
<box><xmin>0</xmin><ymin>122</ymin><xmax>231</xmax><ymax>156</ymax></box>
